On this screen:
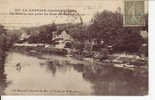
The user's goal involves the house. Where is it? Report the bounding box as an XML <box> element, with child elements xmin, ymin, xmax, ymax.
<box><xmin>53</xmin><ymin>30</ymin><xmax>73</xmax><ymax>41</ymax></box>
<box><xmin>52</xmin><ymin>30</ymin><xmax>73</xmax><ymax>49</ymax></box>
<box><xmin>140</xmin><ymin>30</ymin><xmax>148</xmax><ymax>40</ymax></box>
<box><xmin>20</xmin><ymin>32</ymin><xmax>31</xmax><ymax>41</ymax></box>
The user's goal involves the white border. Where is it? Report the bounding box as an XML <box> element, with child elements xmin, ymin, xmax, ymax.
<box><xmin>2</xmin><ymin>0</ymin><xmax>155</xmax><ymax>100</ymax></box>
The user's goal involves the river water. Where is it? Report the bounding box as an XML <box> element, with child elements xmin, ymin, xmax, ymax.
<box><xmin>0</xmin><ymin>51</ymin><xmax>147</xmax><ymax>95</ymax></box>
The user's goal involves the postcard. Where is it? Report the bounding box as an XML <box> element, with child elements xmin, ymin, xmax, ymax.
<box><xmin>0</xmin><ymin>0</ymin><xmax>148</xmax><ymax>96</ymax></box>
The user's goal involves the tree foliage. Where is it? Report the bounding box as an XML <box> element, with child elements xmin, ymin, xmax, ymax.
<box><xmin>27</xmin><ymin>23</ymin><xmax>57</xmax><ymax>43</ymax></box>
<box><xmin>67</xmin><ymin>24</ymin><xmax>88</xmax><ymax>42</ymax></box>
<box><xmin>87</xmin><ymin>10</ymin><xmax>147</xmax><ymax>52</ymax></box>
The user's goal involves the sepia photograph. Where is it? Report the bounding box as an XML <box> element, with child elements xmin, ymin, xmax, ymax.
<box><xmin>0</xmin><ymin>0</ymin><xmax>148</xmax><ymax>96</ymax></box>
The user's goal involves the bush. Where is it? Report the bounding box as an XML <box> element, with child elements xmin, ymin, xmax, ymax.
<box><xmin>113</xmin><ymin>29</ymin><xmax>144</xmax><ymax>53</ymax></box>
<box><xmin>73</xmin><ymin>41</ymin><xmax>85</xmax><ymax>50</ymax></box>
<box><xmin>24</xmin><ymin>23</ymin><xmax>57</xmax><ymax>43</ymax></box>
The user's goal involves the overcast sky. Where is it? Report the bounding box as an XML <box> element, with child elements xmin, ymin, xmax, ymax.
<box><xmin>0</xmin><ymin>0</ymin><xmax>148</xmax><ymax>29</ymax></box>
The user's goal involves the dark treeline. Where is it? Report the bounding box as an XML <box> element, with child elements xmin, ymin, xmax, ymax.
<box><xmin>0</xmin><ymin>25</ymin><xmax>8</xmax><ymax>74</ymax></box>
<box><xmin>15</xmin><ymin>10</ymin><xmax>147</xmax><ymax>53</ymax></box>
<box><xmin>0</xmin><ymin>25</ymin><xmax>15</xmax><ymax>94</ymax></box>
<box><xmin>0</xmin><ymin>25</ymin><xmax>17</xmax><ymax>74</ymax></box>
<box><xmin>87</xmin><ymin>10</ymin><xmax>147</xmax><ymax>53</ymax></box>
<box><xmin>72</xmin><ymin>10</ymin><xmax>147</xmax><ymax>53</ymax></box>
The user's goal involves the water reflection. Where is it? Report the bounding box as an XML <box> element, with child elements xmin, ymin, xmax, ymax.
<box><xmin>3</xmin><ymin>51</ymin><xmax>148</xmax><ymax>95</ymax></box>
<box><xmin>4</xmin><ymin>52</ymin><xmax>93</xmax><ymax>95</ymax></box>
<box><xmin>81</xmin><ymin>64</ymin><xmax>147</xmax><ymax>95</ymax></box>
<box><xmin>46</xmin><ymin>58</ymin><xmax>148</xmax><ymax>95</ymax></box>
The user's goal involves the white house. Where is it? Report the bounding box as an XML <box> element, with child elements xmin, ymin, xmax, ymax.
<box><xmin>52</xmin><ymin>30</ymin><xmax>73</xmax><ymax>49</ymax></box>
<box><xmin>53</xmin><ymin>30</ymin><xmax>73</xmax><ymax>41</ymax></box>
<box><xmin>20</xmin><ymin>32</ymin><xmax>31</xmax><ymax>41</ymax></box>
<box><xmin>140</xmin><ymin>30</ymin><xmax>148</xmax><ymax>40</ymax></box>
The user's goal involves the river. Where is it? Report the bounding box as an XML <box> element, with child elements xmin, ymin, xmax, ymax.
<box><xmin>0</xmin><ymin>51</ymin><xmax>148</xmax><ymax>95</ymax></box>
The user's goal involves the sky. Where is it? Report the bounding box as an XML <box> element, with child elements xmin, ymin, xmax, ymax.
<box><xmin>0</xmin><ymin>0</ymin><xmax>148</xmax><ymax>29</ymax></box>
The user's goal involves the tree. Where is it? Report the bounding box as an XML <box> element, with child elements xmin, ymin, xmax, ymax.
<box><xmin>0</xmin><ymin>25</ymin><xmax>7</xmax><ymax>51</ymax></box>
<box><xmin>67</xmin><ymin>24</ymin><xmax>88</xmax><ymax>42</ymax></box>
<box><xmin>87</xmin><ymin>10</ymin><xmax>146</xmax><ymax>53</ymax></box>
<box><xmin>0</xmin><ymin>24</ymin><xmax>7</xmax><ymax>73</ymax></box>
<box><xmin>27</xmin><ymin>23</ymin><xmax>57</xmax><ymax>43</ymax></box>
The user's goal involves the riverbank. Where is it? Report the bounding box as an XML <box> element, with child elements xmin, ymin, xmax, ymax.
<box><xmin>11</xmin><ymin>44</ymin><xmax>148</xmax><ymax>79</ymax></box>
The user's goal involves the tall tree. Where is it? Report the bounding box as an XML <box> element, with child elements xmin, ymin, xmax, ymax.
<box><xmin>87</xmin><ymin>10</ymin><xmax>146</xmax><ymax>52</ymax></box>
